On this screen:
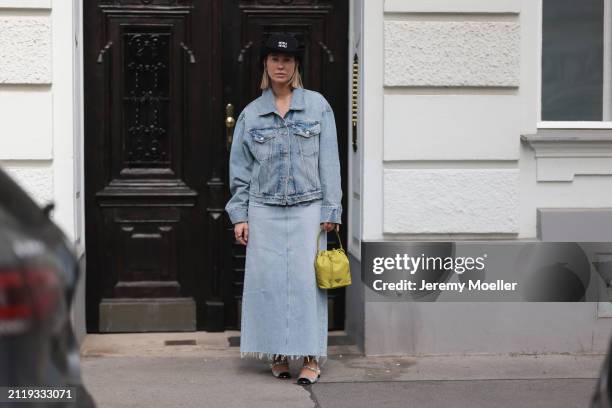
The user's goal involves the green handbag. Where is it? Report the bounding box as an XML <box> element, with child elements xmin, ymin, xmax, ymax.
<box><xmin>314</xmin><ymin>229</ymin><xmax>351</xmax><ymax>289</ymax></box>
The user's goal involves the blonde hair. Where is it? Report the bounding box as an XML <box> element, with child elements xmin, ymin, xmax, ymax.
<box><xmin>260</xmin><ymin>56</ymin><xmax>303</xmax><ymax>90</ymax></box>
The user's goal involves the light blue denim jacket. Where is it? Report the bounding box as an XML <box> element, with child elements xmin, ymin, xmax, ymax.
<box><xmin>225</xmin><ymin>87</ymin><xmax>342</xmax><ymax>225</ymax></box>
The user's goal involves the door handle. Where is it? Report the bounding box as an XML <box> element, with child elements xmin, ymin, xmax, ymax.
<box><xmin>317</xmin><ymin>41</ymin><xmax>335</xmax><ymax>63</ymax></box>
<box><xmin>180</xmin><ymin>42</ymin><xmax>196</xmax><ymax>64</ymax></box>
<box><xmin>97</xmin><ymin>41</ymin><xmax>113</xmax><ymax>63</ymax></box>
<box><xmin>237</xmin><ymin>41</ymin><xmax>253</xmax><ymax>63</ymax></box>
<box><xmin>226</xmin><ymin>103</ymin><xmax>236</xmax><ymax>151</ymax></box>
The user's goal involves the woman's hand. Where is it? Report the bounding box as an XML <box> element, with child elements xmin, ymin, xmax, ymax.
<box><xmin>321</xmin><ymin>222</ymin><xmax>340</xmax><ymax>233</ymax></box>
<box><xmin>234</xmin><ymin>222</ymin><xmax>249</xmax><ymax>245</ymax></box>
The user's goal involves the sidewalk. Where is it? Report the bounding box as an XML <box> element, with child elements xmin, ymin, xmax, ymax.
<box><xmin>80</xmin><ymin>331</ymin><xmax>604</xmax><ymax>408</ymax></box>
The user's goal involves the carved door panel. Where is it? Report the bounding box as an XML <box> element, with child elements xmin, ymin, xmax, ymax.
<box><xmin>221</xmin><ymin>0</ymin><xmax>349</xmax><ymax>330</ymax></box>
<box><xmin>84</xmin><ymin>1</ymin><xmax>225</xmax><ymax>331</ymax></box>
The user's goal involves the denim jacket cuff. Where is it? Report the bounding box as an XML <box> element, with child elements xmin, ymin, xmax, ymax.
<box><xmin>320</xmin><ymin>205</ymin><xmax>342</xmax><ymax>224</ymax></box>
<box><xmin>226</xmin><ymin>206</ymin><xmax>248</xmax><ymax>225</ymax></box>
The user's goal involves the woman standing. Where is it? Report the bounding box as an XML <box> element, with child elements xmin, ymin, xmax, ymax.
<box><xmin>225</xmin><ymin>33</ymin><xmax>342</xmax><ymax>385</ymax></box>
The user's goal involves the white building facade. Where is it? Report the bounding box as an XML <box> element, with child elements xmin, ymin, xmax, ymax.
<box><xmin>0</xmin><ymin>0</ymin><xmax>86</xmax><ymax>337</ymax></box>
<box><xmin>0</xmin><ymin>0</ymin><xmax>610</xmax><ymax>354</ymax></box>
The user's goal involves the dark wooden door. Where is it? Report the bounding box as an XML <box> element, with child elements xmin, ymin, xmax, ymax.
<box><xmin>221</xmin><ymin>0</ymin><xmax>349</xmax><ymax>330</ymax></box>
<box><xmin>84</xmin><ymin>0</ymin><xmax>348</xmax><ymax>333</ymax></box>
<box><xmin>84</xmin><ymin>0</ymin><xmax>223</xmax><ymax>332</ymax></box>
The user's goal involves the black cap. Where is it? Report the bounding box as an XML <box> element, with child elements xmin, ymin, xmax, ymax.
<box><xmin>260</xmin><ymin>33</ymin><xmax>303</xmax><ymax>65</ymax></box>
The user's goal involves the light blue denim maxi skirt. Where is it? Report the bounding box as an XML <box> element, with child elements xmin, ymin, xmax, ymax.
<box><xmin>240</xmin><ymin>198</ymin><xmax>328</xmax><ymax>365</ymax></box>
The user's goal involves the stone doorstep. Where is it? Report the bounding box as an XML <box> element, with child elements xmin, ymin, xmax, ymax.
<box><xmin>79</xmin><ymin>330</ymin><xmax>605</xmax><ymax>382</ymax></box>
<box><xmin>99</xmin><ymin>297</ymin><xmax>196</xmax><ymax>333</ymax></box>
<box><xmin>80</xmin><ymin>330</ymin><xmax>360</xmax><ymax>358</ymax></box>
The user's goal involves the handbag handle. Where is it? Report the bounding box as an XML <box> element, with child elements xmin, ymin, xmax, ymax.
<box><xmin>317</xmin><ymin>228</ymin><xmax>344</xmax><ymax>251</ymax></box>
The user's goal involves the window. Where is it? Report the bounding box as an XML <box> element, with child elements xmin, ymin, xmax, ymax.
<box><xmin>541</xmin><ymin>0</ymin><xmax>607</xmax><ymax>121</ymax></box>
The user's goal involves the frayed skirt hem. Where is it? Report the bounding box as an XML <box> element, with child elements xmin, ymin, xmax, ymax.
<box><xmin>240</xmin><ymin>351</ymin><xmax>328</xmax><ymax>367</ymax></box>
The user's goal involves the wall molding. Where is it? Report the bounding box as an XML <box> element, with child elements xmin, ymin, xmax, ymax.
<box><xmin>384</xmin><ymin>0</ymin><xmax>521</xmax><ymax>14</ymax></box>
<box><xmin>0</xmin><ymin>0</ymin><xmax>51</xmax><ymax>10</ymax></box>
<box><xmin>522</xmin><ymin>131</ymin><xmax>612</xmax><ymax>181</ymax></box>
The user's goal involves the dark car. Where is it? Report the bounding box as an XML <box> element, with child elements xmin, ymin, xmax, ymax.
<box><xmin>0</xmin><ymin>167</ymin><xmax>95</xmax><ymax>407</ymax></box>
<box><xmin>592</xmin><ymin>338</ymin><xmax>612</xmax><ymax>408</ymax></box>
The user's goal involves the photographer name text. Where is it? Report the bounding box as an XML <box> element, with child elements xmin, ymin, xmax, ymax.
<box><xmin>372</xmin><ymin>279</ymin><xmax>518</xmax><ymax>293</ymax></box>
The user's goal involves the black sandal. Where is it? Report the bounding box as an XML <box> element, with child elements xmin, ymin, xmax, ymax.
<box><xmin>271</xmin><ymin>355</ymin><xmax>291</xmax><ymax>379</ymax></box>
<box><xmin>297</xmin><ymin>357</ymin><xmax>320</xmax><ymax>385</ymax></box>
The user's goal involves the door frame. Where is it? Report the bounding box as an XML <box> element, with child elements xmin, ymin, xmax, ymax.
<box><xmin>81</xmin><ymin>0</ymin><xmax>351</xmax><ymax>333</ymax></box>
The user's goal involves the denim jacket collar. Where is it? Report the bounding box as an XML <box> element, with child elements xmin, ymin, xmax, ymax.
<box><xmin>257</xmin><ymin>87</ymin><xmax>305</xmax><ymax>116</ymax></box>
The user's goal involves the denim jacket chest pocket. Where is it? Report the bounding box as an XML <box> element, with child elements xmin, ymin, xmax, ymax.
<box><xmin>292</xmin><ymin>121</ymin><xmax>321</xmax><ymax>157</ymax></box>
<box><xmin>248</xmin><ymin>127</ymin><xmax>277</xmax><ymax>162</ymax></box>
